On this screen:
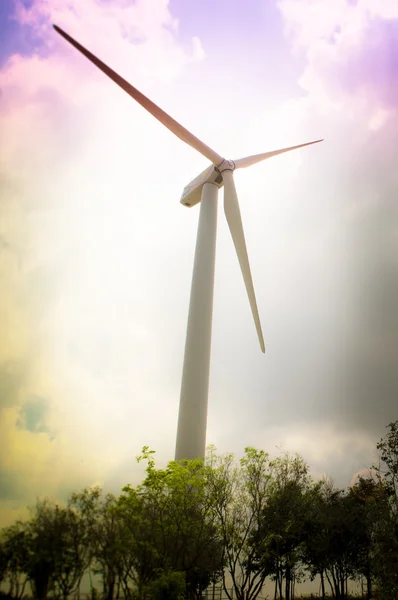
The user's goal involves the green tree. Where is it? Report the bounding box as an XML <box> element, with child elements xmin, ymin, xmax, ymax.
<box><xmin>372</xmin><ymin>506</ymin><xmax>398</xmax><ymax>599</ymax></box>
<box><xmin>24</xmin><ymin>499</ymin><xmax>64</xmax><ymax>600</ymax></box>
<box><xmin>301</xmin><ymin>479</ymin><xmax>334</xmax><ymax>600</ymax></box>
<box><xmin>206</xmin><ymin>447</ymin><xmax>272</xmax><ymax>600</ymax></box>
<box><xmin>320</xmin><ymin>487</ymin><xmax>359</xmax><ymax>600</ymax></box>
<box><xmin>68</xmin><ymin>485</ymin><xmax>103</xmax><ymax>592</ymax></box>
<box><xmin>149</xmin><ymin>569</ymin><xmax>186</xmax><ymax>600</ymax></box>
<box><xmin>69</xmin><ymin>486</ymin><xmax>134</xmax><ymax>599</ymax></box>
<box><xmin>89</xmin><ymin>492</ymin><xmax>127</xmax><ymax>600</ymax></box>
<box><xmin>17</xmin><ymin>496</ymin><xmax>94</xmax><ymax>600</ymax></box>
<box><xmin>0</xmin><ymin>535</ymin><xmax>9</xmax><ymax>589</ymax></box>
<box><xmin>251</xmin><ymin>452</ymin><xmax>314</xmax><ymax>600</ymax></box>
<box><xmin>50</xmin><ymin>504</ymin><xmax>88</xmax><ymax>600</ymax></box>
<box><xmin>115</xmin><ymin>486</ymin><xmax>161</xmax><ymax>599</ymax></box>
<box><xmin>346</xmin><ymin>475</ymin><xmax>390</xmax><ymax>600</ymax></box>
<box><xmin>118</xmin><ymin>447</ymin><xmax>224</xmax><ymax>600</ymax></box>
<box><xmin>372</xmin><ymin>421</ymin><xmax>398</xmax><ymax>598</ymax></box>
<box><xmin>376</xmin><ymin>421</ymin><xmax>398</xmax><ymax>504</ymax></box>
<box><xmin>1</xmin><ymin>523</ymin><xmax>29</xmax><ymax>599</ymax></box>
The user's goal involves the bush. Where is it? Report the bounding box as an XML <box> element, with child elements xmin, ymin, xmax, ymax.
<box><xmin>150</xmin><ymin>570</ymin><xmax>186</xmax><ymax>600</ymax></box>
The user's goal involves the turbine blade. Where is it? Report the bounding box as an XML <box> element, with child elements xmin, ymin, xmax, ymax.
<box><xmin>52</xmin><ymin>25</ymin><xmax>223</xmax><ymax>165</ymax></box>
<box><xmin>222</xmin><ymin>170</ymin><xmax>265</xmax><ymax>353</ymax></box>
<box><xmin>233</xmin><ymin>139</ymin><xmax>323</xmax><ymax>169</ymax></box>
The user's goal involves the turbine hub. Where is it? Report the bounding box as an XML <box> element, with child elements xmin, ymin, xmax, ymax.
<box><xmin>215</xmin><ymin>159</ymin><xmax>235</xmax><ymax>173</ymax></box>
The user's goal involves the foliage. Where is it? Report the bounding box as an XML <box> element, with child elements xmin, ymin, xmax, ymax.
<box><xmin>116</xmin><ymin>447</ymin><xmax>224</xmax><ymax>600</ymax></box>
<box><xmin>16</xmin><ymin>499</ymin><xmax>88</xmax><ymax>600</ymax></box>
<box><xmin>372</xmin><ymin>421</ymin><xmax>398</xmax><ymax>598</ymax></box>
<box><xmin>376</xmin><ymin>421</ymin><xmax>398</xmax><ymax>502</ymax></box>
<box><xmin>149</xmin><ymin>570</ymin><xmax>186</xmax><ymax>600</ymax></box>
<box><xmin>0</xmin><ymin>538</ymin><xmax>7</xmax><ymax>587</ymax></box>
<box><xmin>251</xmin><ymin>452</ymin><xmax>314</xmax><ymax>600</ymax></box>
<box><xmin>1</xmin><ymin>523</ymin><xmax>29</xmax><ymax>599</ymax></box>
<box><xmin>1</xmin><ymin>423</ymin><xmax>398</xmax><ymax>600</ymax></box>
<box><xmin>205</xmin><ymin>446</ymin><xmax>272</xmax><ymax>600</ymax></box>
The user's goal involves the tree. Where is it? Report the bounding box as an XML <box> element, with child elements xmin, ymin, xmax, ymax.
<box><xmin>372</xmin><ymin>421</ymin><xmax>398</xmax><ymax>598</ymax></box>
<box><xmin>50</xmin><ymin>504</ymin><xmax>88</xmax><ymax>600</ymax></box>
<box><xmin>206</xmin><ymin>447</ymin><xmax>272</xmax><ymax>600</ymax></box>
<box><xmin>24</xmin><ymin>499</ymin><xmax>66</xmax><ymax>600</ymax></box>
<box><xmin>117</xmin><ymin>447</ymin><xmax>224</xmax><ymax>600</ymax></box>
<box><xmin>88</xmin><ymin>492</ymin><xmax>128</xmax><ymax>600</ymax></box>
<box><xmin>0</xmin><ymin>537</ymin><xmax>7</xmax><ymax>588</ymax></box>
<box><xmin>115</xmin><ymin>485</ymin><xmax>161</xmax><ymax>599</ymax></box>
<box><xmin>376</xmin><ymin>421</ymin><xmax>398</xmax><ymax>503</ymax></box>
<box><xmin>149</xmin><ymin>569</ymin><xmax>186</xmax><ymax>600</ymax></box>
<box><xmin>251</xmin><ymin>452</ymin><xmax>314</xmax><ymax>600</ymax></box>
<box><xmin>69</xmin><ymin>486</ymin><xmax>134</xmax><ymax>599</ymax></box>
<box><xmin>346</xmin><ymin>475</ymin><xmax>390</xmax><ymax>600</ymax></box>
<box><xmin>372</xmin><ymin>504</ymin><xmax>398</xmax><ymax>599</ymax></box>
<box><xmin>301</xmin><ymin>480</ymin><xmax>334</xmax><ymax>600</ymax></box>
<box><xmin>316</xmin><ymin>486</ymin><xmax>360</xmax><ymax>600</ymax></box>
<box><xmin>10</xmin><ymin>497</ymin><xmax>90</xmax><ymax>600</ymax></box>
<box><xmin>1</xmin><ymin>523</ymin><xmax>29</xmax><ymax>599</ymax></box>
<box><xmin>68</xmin><ymin>485</ymin><xmax>103</xmax><ymax>594</ymax></box>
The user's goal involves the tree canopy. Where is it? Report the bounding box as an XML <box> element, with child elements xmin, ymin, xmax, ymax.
<box><xmin>1</xmin><ymin>422</ymin><xmax>397</xmax><ymax>600</ymax></box>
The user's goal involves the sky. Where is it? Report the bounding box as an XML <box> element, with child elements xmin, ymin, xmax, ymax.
<box><xmin>1</xmin><ymin>0</ymin><xmax>398</xmax><ymax>545</ymax></box>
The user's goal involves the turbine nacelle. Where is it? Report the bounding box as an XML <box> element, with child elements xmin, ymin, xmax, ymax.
<box><xmin>180</xmin><ymin>159</ymin><xmax>237</xmax><ymax>207</ymax></box>
<box><xmin>180</xmin><ymin>165</ymin><xmax>223</xmax><ymax>207</ymax></box>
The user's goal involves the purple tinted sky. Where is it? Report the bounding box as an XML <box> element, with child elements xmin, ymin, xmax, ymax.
<box><xmin>0</xmin><ymin>0</ymin><xmax>50</xmax><ymax>66</ymax></box>
<box><xmin>0</xmin><ymin>0</ymin><xmax>20</xmax><ymax>64</ymax></box>
<box><xmin>340</xmin><ymin>18</ymin><xmax>398</xmax><ymax>107</ymax></box>
<box><xmin>0</xmin><ymin>0</ymin><xmax>306</xmax><ymax>117</ymax></box>
<box><xmin>170</xmin><ymin>0</ymin><xmax>306</xmax><ymax>109</ymax></box>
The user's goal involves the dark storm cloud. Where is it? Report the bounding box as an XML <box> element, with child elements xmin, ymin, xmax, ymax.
<box><xmin>16</xmin><ymin>395</ymin><xmax>52</xmax><ymax>434</ymax></box>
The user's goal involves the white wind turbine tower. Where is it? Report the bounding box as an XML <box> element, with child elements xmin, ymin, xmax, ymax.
<box><xmin>53</xmin><ymin>25</ymin><xmax>323</xmax><ymax>461</ymax></box>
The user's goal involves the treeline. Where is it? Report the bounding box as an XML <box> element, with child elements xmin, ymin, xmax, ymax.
<box><xmin>0</xmin><ymin>422</ymin><xmax>397</xmax><ymax>600</ymax></box>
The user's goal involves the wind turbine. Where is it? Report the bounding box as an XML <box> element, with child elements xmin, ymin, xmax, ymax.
<box><xmin>53</xmin><ymin>25</ymin><xmax>323</xmax><ymax>461</ymax></box>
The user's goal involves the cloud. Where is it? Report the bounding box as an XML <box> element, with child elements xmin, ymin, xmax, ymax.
<box><xmin>277</xmin><ymin>0</ymin><xmax>398</xmax><ymax>114</ymax></box>
<box><xmin>247</xmin><ymin>0</ymin><xmax>398</xmax><ymax>446</ymax></box>
<box><xmin>16</xmin><ymin>395</ymin><xmax>53</xmax><ymax>434</ymax></box>
<box><xmin>204</xmin><ymin>0</ymin><xmax>398</xmax><ymax>488</ymax></box>
<box><xmin>0</xmin><ymin>0</ymin><xmax>206</xmax><ymax>526</ymax></box>
<box><xmin>332</xmin><ymin>18</ymin><xmax>398</xmax><ymax>108</ymax></box>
